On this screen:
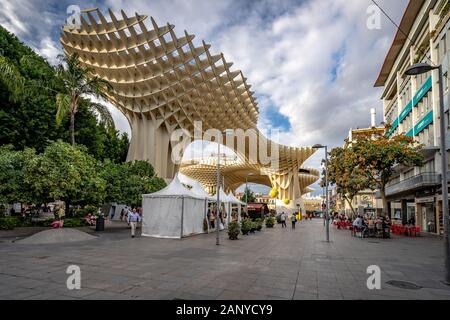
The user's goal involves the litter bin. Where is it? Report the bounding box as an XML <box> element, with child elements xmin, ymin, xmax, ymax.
<box><xmin>95</xmin><ymin>215</ymin><xmax>105</xmax><ymax>231</ymax></box>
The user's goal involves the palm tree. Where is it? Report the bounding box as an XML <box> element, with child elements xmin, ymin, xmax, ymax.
<box><xmin>1</xmin><ymin>52</ymin><xmax>114</xmax><ymax>145</ymax></box>
<box><xmin>55</xmin><ymin>53</ymin><xmax>114</xmax><ymax>145</ymax></box>
<box><xmin>0</xmin><ymin>55</ymin><xmax>25</xmax><ymax>102</ymax></box>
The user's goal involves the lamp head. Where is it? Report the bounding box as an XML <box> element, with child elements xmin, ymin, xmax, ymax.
<box><xmin>404</xmin><ymin>63</ymin><xmax>437</xmax><ymax>76</ymax></box>
<box><xmin>312</xmin><ymin>144</ymin><xmax>324</xmax><ymax>149</ymax></box>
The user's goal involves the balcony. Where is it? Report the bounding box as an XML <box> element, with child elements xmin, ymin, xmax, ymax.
<box><xmin>378</xmin><ymin>173</ymin><xmax>441</xmax><ymax>198</ymax></box>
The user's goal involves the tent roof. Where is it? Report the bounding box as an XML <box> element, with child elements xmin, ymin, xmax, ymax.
<box><xmin>213</xmin><ymin>189</ymin><xmax>234</xmax><ymax>203</ymax></box>
<box><xmin>178</xmin><ymin>172</ymin><xmax>215</xmax><ymax>201</ymax></box>
<box><xmin>191</xmin><ymin>181</ymin><xmax>215</xmax><ymax>201</ymax></box>
<box><xmin>212</xmin><ymin>189</ymin><xmax>243</xmax><ymax>204</ymax></box>
<box><xmin>143</xmin><ymin>174</ymin><xmax>203</xmax><ymax>199</ymax></box>
<box><xmin>227</xmin><ymin>192</ymin><xmax>246</xmax><ymax>205</ymax></box>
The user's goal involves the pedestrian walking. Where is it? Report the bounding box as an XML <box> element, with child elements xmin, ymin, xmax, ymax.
<box><xmin>120</xmin><ymin>207</ymin><xmax>127</xmax><ymax>221</ymax></box>
<box><xmin>127</xmin><ymin>208</ymin><xmax>141</xmax><ymax>238</ymax></box>
<box><xmin>291</xmin><ymin>213</ymin><xmax>297</xmax><ymax>229</ymax></box>
<box><xmin>280</xmin><ymin>212</ymin><xmax>287</xmax><ymax>228</ymax></box>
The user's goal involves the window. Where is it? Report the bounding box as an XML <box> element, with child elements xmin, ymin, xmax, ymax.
<box><xmin>447</xmin><ymin>111</ymin><xmax>450</xmax><ymax>129</ymax></box>
<box><xmin>444</xmin><ymin>72</ymin><xmax>449</xmax><ymax>92</ymax></box>
<box><xmin>419</xmin><ymin>131</ymin><xmax>424</xmax><ymax>144</ymax></box>
<box><xmin>428</xmin><ymin>124</ymin><xmax>434</xmax><ymax>145</ymax></box>
<box><xmin>448</xmin><ymin>151</ymin><xmax>450</xmax><ymax>171</ymax></box>
<box><xmin>423</xmin><ymin>128</ymin><xmax>429</xmax><ymax>145</ymax></box>
<box><xmin>439</xmin><ymin>36</ymin><xmax>446</xmax><ymax>63</ymax></box>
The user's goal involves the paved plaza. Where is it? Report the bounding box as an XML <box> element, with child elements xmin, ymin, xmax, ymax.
<box><xmin>1</xmin><ymin>219</ymin><xmax>450</xmax><ymax>300</ymax></box>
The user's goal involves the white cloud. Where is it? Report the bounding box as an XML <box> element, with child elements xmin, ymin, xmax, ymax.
<box><xmin>1</xmin><ymin>0</ymin><xmax>410</xmax><ymax>194</ymax></box>
<box><xmin>210</xmin><ymin>0</ymin><xmax>407</xmax><ymax>193</ymax></box>
<box><xmin>32</xmin><ymin>36</ymin><xmax>60</xmax><ymax>65</ymax></box>
<box><xmin>0</xmin><ymin>0</ymin><xmax>32</xmax><ymax>36</ymax></box>
<box><xmin>104</xmin><ymin>0</ymin><xmax>233</xmax><ymax>41</ymax></box>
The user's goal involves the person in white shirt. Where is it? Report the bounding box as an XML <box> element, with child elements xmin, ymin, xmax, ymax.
<box><xmin>353</xmin><ymin>216</ymin><xmax>363</xmax><ymax>227</ymax></box>
<box><xmin>280</xmin><ymin>212</ymin><xmax>287</xmax><ymax>228</ymax></box>
<box><xmin>127</xmin><ymin>208</ymin><xmax>141</xmax><ymax>238</ymax></box>
<box><xmin>352</xmin><ymin>216</ymin><xmax>367</xmax><ymax>237</ymax></box>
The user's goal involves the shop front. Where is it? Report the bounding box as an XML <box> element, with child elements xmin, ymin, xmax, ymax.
<box><xmin>390</xmin><ymin>201</ymin><xmax>402</xmax><ymax>223</ymax></box>
<box><xmin>416</xmin><ymin>196</ymin><xmax>437</xmax><ymax>234</ymax></box>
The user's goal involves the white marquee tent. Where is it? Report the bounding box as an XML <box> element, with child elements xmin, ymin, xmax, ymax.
<box><xmin>142</xmin><ymin>174</ymin><xmax>207</xmax><ymax>239</ymax></box>
<box><xmin>212</xmin><ymin>190</ymin><xmax>246</xmax><ymax>226</ymax></box>
<box><xmin>228</xmin><ymin>192</ymin><xmax>246</xmax><ymax>206</ymax></box>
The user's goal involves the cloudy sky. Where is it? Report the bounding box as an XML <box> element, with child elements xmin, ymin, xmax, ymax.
<box><xmin>1</xmin><ymin>0</ymin><xmax>409</xmax><ymax>194</ymax></box>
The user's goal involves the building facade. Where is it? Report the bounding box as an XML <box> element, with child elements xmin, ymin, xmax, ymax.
<box><xmin>375</xmin><ymin>0</ymin><xmax>450</xmax><ymax>234</ymax></box>
<box><xmin>302</xmin><ymin>194</ymin><xmax>323</xmax><ymax>213</ymax></box>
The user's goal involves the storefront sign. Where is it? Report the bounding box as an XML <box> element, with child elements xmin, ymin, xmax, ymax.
<box><xmin>416</xmin><ymin>196</ymin><xmax>435</xmax><ymax>204</ymax></box>
<box><xmin>387</xmin><ymin>76</ymin><xmax>432</xmax><ymax>137</ymax></box>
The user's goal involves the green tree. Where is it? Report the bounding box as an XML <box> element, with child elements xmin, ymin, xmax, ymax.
<box><xmin>352</xmin><ymin>129</ymin><xmax>424</xmax><ymax>216</ymax></box>
<box><xmin>54</xmin><ymin>53</ymin><xmax>113</xmax><ymax>145</ymax></box>
<box><xmin>25</xmin><ymin>141</ymin><xmax>106</xmax><ymax>213</ymax></box>
<box><xmin>242</xmin><ymin>187</ymin><xmax>256</xmax><ymax>203</ymax></box>
<box><xmin>326</xmin><ymin>147</ymin><xmax>374</xmax><ymax>218</ymax></box>
<box><xmin>100</xmin><ymin>160</ymin><xmax>166</xmax><ymax>207</ymax></box>
<box><xmin>0</xmin><ymin>55</ymin><xmax>24</xmax><ymax>101</ymax></box>
<box><xmin>0</xmin><ymin>26</ymin><xmax>129</xmax><ymax>161</ymax></box>
<box><xmin>0</xmin><ymin>145</ymin><xmax>36</xmax><ymax>205</ymax></box>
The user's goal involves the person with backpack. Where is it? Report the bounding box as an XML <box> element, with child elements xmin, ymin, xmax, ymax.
<box><xmin>291</xmin><ymin>212</ymin><xmax>297</xmax><ymax>229</ymax></box>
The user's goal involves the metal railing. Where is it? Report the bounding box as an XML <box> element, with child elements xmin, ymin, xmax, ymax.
<box><xmin>383</xmin><ymin>172</ymin><xmax>440</xmax><ymax>197</ymax></box>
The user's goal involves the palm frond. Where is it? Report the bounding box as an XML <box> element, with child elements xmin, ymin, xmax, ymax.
<box><xmin>55</xmin><ymin>93</ymin><xmax>71</xmax><ymax>127</ymax></box>
<box><xmin>0</xmin><ymin>56</ymin><xmax>25</xmax><ymax>101</ymax></box>
<box><xmin>82</xmin><ymin>76</ymin><xmax>112</xmax><ymax>98</ymax></box>
<box><xmin>89</xmin><ymin>102</ymin><xmax>115</xmax><ymax>129</ymax></box>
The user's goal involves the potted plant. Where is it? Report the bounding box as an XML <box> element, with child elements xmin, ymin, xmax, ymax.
<box><xmin>228</xmin><ymin>221</ymin><xmax>240</xmax><ymax>240</ymax></box>
<box><xmin>250</xmin><ymin>221</ymin><xmax>257</xmax><ymax>234</ymax></box>
<box><xmin>265</xmin><ymin>216</ymin><xmax>275</xmax><ymax>228</ymax></box>
<box><xmin>241</xmin><ymin>219</ymin><xmax>252</xmax><ymax>235</ymax></box>
<box><xmin>255</xmin><ymin>218</ymin><xmax>263</xmax><ymax>231</ymax></box>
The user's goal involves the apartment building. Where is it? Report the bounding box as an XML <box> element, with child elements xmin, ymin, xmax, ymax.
<box><xmin>375</xmin><ymin>0</ymin><xmax>450</xmax><ymax>234</ymax></box>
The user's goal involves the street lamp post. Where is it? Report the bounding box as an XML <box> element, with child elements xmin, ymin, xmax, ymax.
<box><xmin>405</xmin><ymin>63</ymin><xmax>450</xmax><ymax>284</ymax></box>
<box><xmin>216</xmin><ymin>139</ymin><xmax>221</xmax><ymax>246</ymax></box>
<box><xmin>313</xmin><ymin>144</ymin><xmax>330</xmax><ymax>242</ymax></box>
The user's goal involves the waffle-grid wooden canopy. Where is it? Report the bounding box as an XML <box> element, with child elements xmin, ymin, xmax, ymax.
<box><xmin>60</xmin><ymin>8</ymin><xmax>318</xmax><ymax>204</ymax></box>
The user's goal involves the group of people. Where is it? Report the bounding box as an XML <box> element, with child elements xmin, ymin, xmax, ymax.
<box><xmin>120</xmin><ymin>207</ymin><xmax>142</xmax><ymax>238</ymax></box>
<box><xmin>207</xmin><ymin>208</ymin><xmax>226</xmax><ymax>230</ymax></box>
<box><xmin>331</xmin><ymin>212</ymin><xmax>351</xmax><ymax>229</ymax></box>
<box><xmin>351</xmin><ymin>214</ymin><xmax>391</xmax><ymax>238</ymax></box>
<box><xmin>279</xmin><ymin>212</ymin><xmax>305</xmax><ymax>229</ymax></box>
